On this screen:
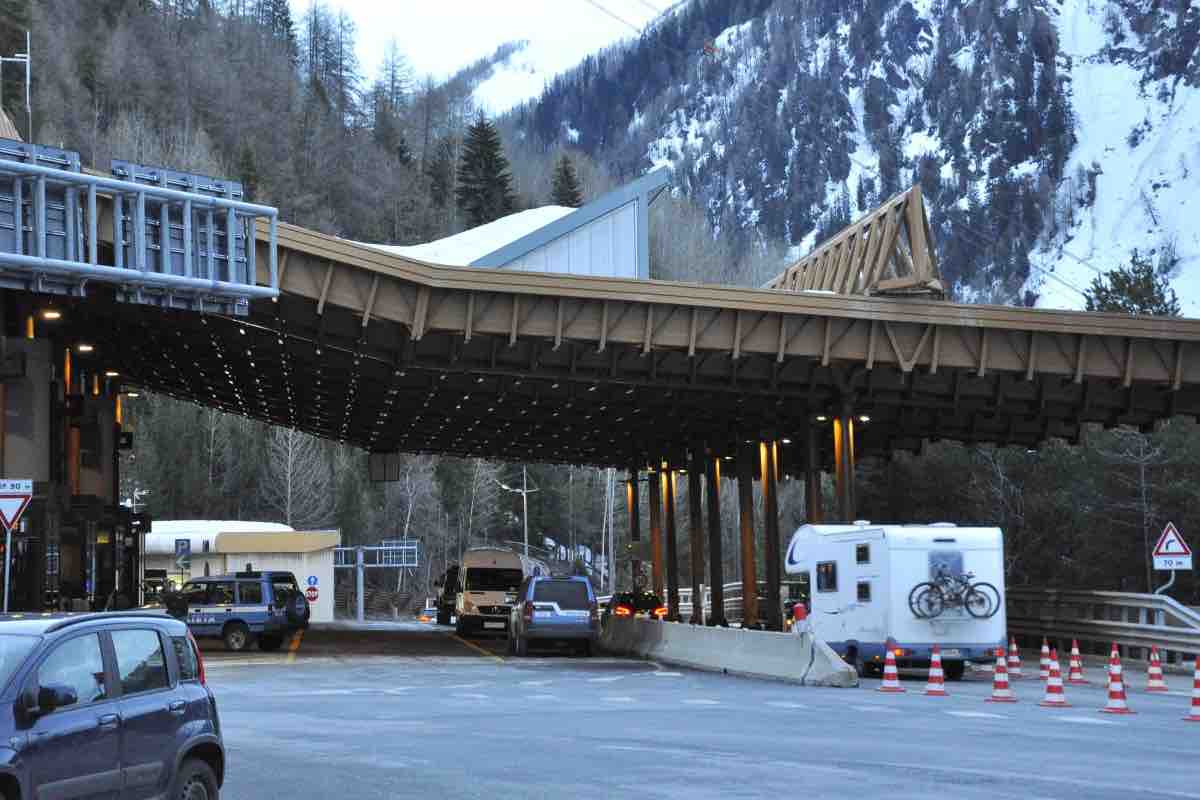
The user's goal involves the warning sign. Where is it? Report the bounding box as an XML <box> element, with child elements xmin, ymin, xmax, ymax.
<box><xmin>305</xmin><ymin>586</ymin><xmax>319</xmax><ymax>603</ymax></box>
<box><xmin>1152</xmin><ymin>522</ymin><xmax>1192</xmax><ymax>571</ymax></box>
<box><xmin>0</xmin><ymin>479</ymin><xmax>33</xmax><ymax>532</ymax></box>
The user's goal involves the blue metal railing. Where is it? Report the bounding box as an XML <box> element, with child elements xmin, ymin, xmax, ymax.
<box><xmin>0</xmin><ymin>142</ymin><xmax>278</xmax><ymax>315</ymax></box>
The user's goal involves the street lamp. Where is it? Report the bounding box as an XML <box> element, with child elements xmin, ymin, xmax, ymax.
<box><xmin>495</xmin><ymin>466</ymin><xmax>538</xmax><ymax>556</ymax></box>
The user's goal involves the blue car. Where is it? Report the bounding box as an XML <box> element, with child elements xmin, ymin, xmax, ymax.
<box><xmin>507</xmin><ymin>576</ymin><xmax>599</xmax><ymax>656</ymax></box>
<box><xmin>0</xmin><ymin>611</ymin><xmax>223</xmax><ymax>799</ymax></box>
<box><xmin>166</xmin><ymin>571</ymin><xmax>309</xmax><ymax>652</ymax></box>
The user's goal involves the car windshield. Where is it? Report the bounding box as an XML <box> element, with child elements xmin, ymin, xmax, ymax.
<box><xmin>0</xmin><ymin>634</ymin><xmax>39</xmax><ymax>691</ymax></box>
<box><xmin>465</xmin><ymin>568</ymin><xmax>523</xmax><ymax>592</ymax></box>
<box><xmin>533</xmin><ymin>581</ymin><xmax>591</xmax><ymax>609</ymax></box>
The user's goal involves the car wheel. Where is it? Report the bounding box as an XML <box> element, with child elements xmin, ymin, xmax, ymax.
<box><xmin>258</xmin><ymin>635</ymin><xmax>283</xmax><ymax>652</ymax></box>
<box><xmin>223</xmin><ymin>622</ymin><xmax>251</xmax><ymax>652</ymax></box>
<box><xmin>172</xmin><ymin>757</ymin><xmax>219</xmax><ymax>800</ymax></box>
<box><xmin>944</xmin><ymin>660</ymin><xmax>966</xmax><ymax>681</ymax></box>
<box><xmin>285</xmin><ymin>592</ymin><xmax>309</xmax><ymax>627</ymax></box>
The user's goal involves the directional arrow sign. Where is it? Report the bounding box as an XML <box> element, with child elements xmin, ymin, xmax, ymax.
<box><xmin>1153</xmin><ymin>522</ymin><xmax>1192</xmax><ymax>571</ymax></box>
<box><xmin>0</xmin><ymin>479</ymin><xmax>33</xmax><ymax>532</ymax></box>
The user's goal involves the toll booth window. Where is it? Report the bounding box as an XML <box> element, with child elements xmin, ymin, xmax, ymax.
<box><xmin>857</xmin><ymin>581</ymin><xmax>872</xmax><ymax>602</ymax></box>
<box><xmin>856</xmin><ymin>544</ymin><xmax>870</xmax><ymax>564</ymax></box>
<box><xmin>239</xmin><ymin>582</ymin><xmax>263</xmax><ymax>604</ymax></box>
<box><xmin>816</xmin><ymin>561</ymin><xmax>837</xmax><ymax>593</ymax></box>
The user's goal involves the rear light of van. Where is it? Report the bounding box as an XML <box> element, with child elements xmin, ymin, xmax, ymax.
<box><xmin>523</xmin><ymin>601</ymin><xmax>535</xmax><ymax>623</ymax></box>
<box><xmin>653</xmin><ymin>606</ymin><xmax>668</xmax><ymax>619</ymax></box>
<box><xmin>614</xmin><ymin>603</ymin><xmax>633</xmax><ymax>617</ymax></box>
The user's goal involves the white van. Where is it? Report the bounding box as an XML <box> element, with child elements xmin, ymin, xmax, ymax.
<box><xmin>784</xmin><ymin>522</ymin><xmax>1006</xmax><ymax>679</ymax></box>
<box><xmin>455</xmin><ymin>547</ymin><xmax>550</xmax><ymax>636</ymax></box>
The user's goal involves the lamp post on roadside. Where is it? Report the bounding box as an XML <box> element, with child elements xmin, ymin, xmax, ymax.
<box><xmin>495</xmin><ymin>466</ymin><xmax>538</xmax><ymax>556</ymax></box>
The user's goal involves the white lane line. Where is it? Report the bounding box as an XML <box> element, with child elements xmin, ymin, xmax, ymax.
<box><xmin>519</xmin><ymin>679</ymin><xmax>552</xmax><ymax>687</ymax></box>
<box><xmin>383</xmin><ymin>687</ymin><xmax>414</xmax><ymax>695</ymax></box>
<box><xmin>450</xmin><ymin>692</ymin><xmax>489</xmax><ymax>700</ymax></box>
<box><xmin>603</xmin><ymin>695</ymin><xmax>636</xmax><ymax>703</ymax></box>
<box><xmin>1055</xmin><ymin>715</ymin><xmax>1120</xmax><ymax>725</ymax></box>
<box><xmin>525</xmin><ymin>694</ymin><xmax>559</xmax><ymax>701</ymax></box>
<box><xmin>851</xmin><ymin>705</ymin><xmax>901</xmax><ymax>713</ymax></box>
<box><xmin>683</xmin><ymin>699</ymin><xmax>720</xmax><ymax>706</ymax></box>
<box><xmin>443</xmin><ymin>682</ymin><xmax>486</xmax><ymax>689</ymax></box>
<box><xmin>587</xmin><ymin>676</ymin><xmax>625</xmax><ymax>683</ymax></box>
<box><xmin>766</xmin><ymin>701</ymin><xmax>808</xmax><ymax>710</ymax></box>
<box><xmin>651</xmin><ymin>671</ymin><xmax>683</xmax><ymax>677</ymax></box>
<box><xmin>945</xmin><ymin>710</ymin><xmax>1009</xmax><ymax>720</ymax></box>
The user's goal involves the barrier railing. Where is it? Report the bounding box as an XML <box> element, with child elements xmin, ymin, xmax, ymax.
<box><xmin>1007</xmin><ymin>588</ymin><xmax>1200</xmax><ymax>662</ymax></box>
<box><xmin>0</xmin><ymin>147</ymin><xmax>278</xmax><ymax>314</ymax></box>
<box><xmin>600</xmin><ymin>580</ymin><xmax>797</xmax><ymax>624</ymax></box>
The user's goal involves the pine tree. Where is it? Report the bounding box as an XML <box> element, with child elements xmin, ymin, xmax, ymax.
<box><xmin>455</xmin><ymin>115</ymin><xmax>516</xmax><ymax>227</ymax></box>
<box><xmin>1084</xmin><ymin>250</ymin><xmax>1181</xmax><ymax>317</ymax></box>
<box><xmin>550</xmin><ymin>154</ymin><xmax>583</xmax><ymax>207</ymax></box>
<box><xmin>426</xmin><ymin>137</ymin><xmax>455</xmax><ymax>209</ymax></box>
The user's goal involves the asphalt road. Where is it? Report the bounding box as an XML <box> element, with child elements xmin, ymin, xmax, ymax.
<box><xmin>202</xmin><ymin>623</ymin><xmax>1200</xmax><ymax>800</ymax></box>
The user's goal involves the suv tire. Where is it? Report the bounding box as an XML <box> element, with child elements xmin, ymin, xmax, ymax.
<box><xmin>285</xmin><ymin>591</ymin><xmax>309</xmax><ymax>627</ymax></box>
<box><xmin>223</xmin><ymin>622</ymin><xmax>251</xmax><ymax>652</ymax></box>
<box><xmin>258</xmin><ymin>635</ymin><xmax>284</xmax><ymax>652</ymax></box>
<box><xmin>172</xmin><ymin>757</ymin><xmax>219</xmax><ymax>800</ymax></box>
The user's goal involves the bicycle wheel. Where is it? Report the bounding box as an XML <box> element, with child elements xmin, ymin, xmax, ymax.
<box><xmin>910</xmin><ymin>584</ymin><xmax>944</xmax><ymax>618</ymax></box>
<box><xmin>964</xmin><ymin>587</ymin><xmax>993</xmax><ymax>618</ymax></box>
<box><xmin>969</xmin><ymin>582</ymin><xmax>1001</xmax><ymax>618</ymax></box>
<box><xmin>908</xmin><ymin>582</ymin><xmax>936</xmax><ymax>618</ymax></box>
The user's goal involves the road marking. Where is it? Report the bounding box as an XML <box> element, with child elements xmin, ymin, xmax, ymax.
<box><xmin>945</xmin><ymin>711</ymin><xmax>1009</xmax><ymax>720</ymax></box>
<box><xmin>1055</xmin><ymin>715</ymin><xmax>1119</xmax><ymax>726</ymax></box>
<box><xmin>766</xmin><ymin>701</ymin><xmax>808</xmax><ymax>710</ymax></box>
<box><xmin>651</xmin><ymin>671</ymin><xmax>683</xmax><ymax>677</ymax></box>
<box><xmin>443</xmin><ymin>682</ymin><xmax>487</xmax><ymax>690</ymax></box>
<box><xmin>383</xmin><ymin>687</ymin><xmax>414</xmax><ymax>695</ymax></box>
<box><xmin>520</xmin><ymin>679</ymin><xmax>552</xmax><ymax>687</ymax></box>
<box><xmin>451</xmin><ymin>692</ymin><xmax>489</xmax><ymax>700</ymax></box>
<box><xmin>850</xmin><ymin>705</ymin><xmax>901</xmax><ymax>713</ymax></box>
<box><xmin>588</xmin><ymin>676</ymin><xmax>624</xmax><ymax>683</ymax></box>
<box><xmin>683</xmin><ymin>699</ymin><xmax>720</xmax><ymax>705</ymax></box>
<box><xmin>525</xmin><ymin>694</ymin><xmax>559</xmax><ymax>701</ymax></box>
<box><xmin>286</xmin><ymin>629</ymin><xmax>304</xmax><ymax>664</ymax></box>
<box><xmin>603</xmin><ymin>695</ymin><xmax>635</xmax><ymax>703</ymax></box>
<box><xmin>451</xmin><ymin>635</ymin><xmax>505</xmax><ymax>664</ymax></box>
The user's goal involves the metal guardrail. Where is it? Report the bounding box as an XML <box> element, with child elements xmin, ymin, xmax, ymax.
<box><xmin>1007</xmin><ymin>588</ymin><xmax>1200</xmax><ymax>660</ymax></box>
<box><xmin>0</xmin><ymin>144</ymin><xmax>278</xmax><ymax>314</ymax></box>
<box><xmin>600</xmin><ymin>580</ymin><xmax>795</xmax><ymax>623</ymax></box>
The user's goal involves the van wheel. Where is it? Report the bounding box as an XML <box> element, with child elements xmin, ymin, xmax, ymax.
<box><xmin>944</xmin><ymin>660</ymin><xmax>966</xmax><ymax>681</ymax></box>
<box><xmin>222</xmin><ymin>622</ymin><xmax>250</xmax><ymax>652</ymax></box>
<box><xmin>172</xmin><ymin>757</ymin><xmax>219</xmax><ymax>800</ymax></box>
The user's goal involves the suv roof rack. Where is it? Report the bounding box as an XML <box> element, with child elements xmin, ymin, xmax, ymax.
<box><xmin>45</xmin><ymin>611</ymin><xmax>172</xmax><ymax>632</ymax></box>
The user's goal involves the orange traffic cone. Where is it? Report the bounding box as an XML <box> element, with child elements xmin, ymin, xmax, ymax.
<box><xmin>1100</xmin><ymin>642</ymin><xmax>1135</xmax><ymax>714</ymax></box>
<box><xmin>878</xmin><ymin>648</ymin><xmax>905</xmax><ymax>693</ymax></box>
<box><xmin>987</xmin><ymin>647</ymin><xmax>1017</xmax><ymax>703</ymax></box>
<box><xmin>1067</xmin><ymin>639</ymin><xmax>1088</xmax><ymax>685</ymax></box>
<box><xmin>1184</xmin><ymin>656</ymin><xmax>1200</xmax><ymax>723</ymax></box>
<box><xmin>1146</xmin><ymin>645</ymin><xmax>1169</xmax><ymax>693</ymax></box>
<box><xmin>925</xmin><ymin>645</ymin><xmax>948</xmax><ymax>696</ymax></box>
<box><xmin>1039</xmin><ymin>647</ymin><xmax>1071</xmax><ymax>707</ymax></box>
<box><xmin>1040</xmin><ymin>637</ymin><xmax>1051</xmax><ymax>681</ymax></box>
<box><xmin>1007</xmin><ymin>637</ymin><xmax>1023</xmax><ymax>679</ymax></box>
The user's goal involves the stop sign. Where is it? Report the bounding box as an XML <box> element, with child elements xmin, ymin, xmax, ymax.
<box><xmin>305</xmin><ymin>586</ymin><xmax>319</xmax><ymax>602</ymax></box>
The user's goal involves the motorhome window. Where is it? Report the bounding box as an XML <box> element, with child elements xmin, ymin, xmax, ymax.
<box><xmin>855</xmin><ymin>544</ymin><xmax>870</xmax><ymax>564</ymax></box>
<box><xmin>929</xmin><ymin>551</ymin><xmax>963</xmax><ymax>580</ymax></box>
<box><xmin>465</xmin><ymin>568</ymin><xmax>524</xmax><ymax>592</ymax></box>
<box><xmin>816</xmin><ymin>562</ymin><xmax>837</xmax><ymax>592</ymax></box>
<box><xmin>857</xmin><ymin>581</ymin><xmax>871</xmax><ymax>602</ymax></box>
<box><xmin>533</xmin><ymin>580</ymin><xmax>590</xmax><ymax>609</ymax></box>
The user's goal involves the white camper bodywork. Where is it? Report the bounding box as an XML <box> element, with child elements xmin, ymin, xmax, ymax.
<box><xmin>455</xmin><ymin>547</ymin><xmax>550</xmax><ymax>635</ymax></box>
<box><xmin>784</xmin><ymin>523</ymin><xmax>1006</xmax><ymax>676</ymax></box>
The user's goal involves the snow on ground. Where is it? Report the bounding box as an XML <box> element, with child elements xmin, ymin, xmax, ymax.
<box><xmin>358</xmin><ymin>206</ymin><xmax>576</xmax><ymax>266</ymax></box>
<box><xmin>1029</xmin><ymin>0</ymin><xmax>1200</xmax><ymax>316</ymax></box>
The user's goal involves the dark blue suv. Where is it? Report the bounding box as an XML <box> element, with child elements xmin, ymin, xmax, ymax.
<box><xmin>0</xmin><ymin>612</ymin><xmax>223</xmax><ymax>799</ymax></box>
<box><xmin>507</xmin><ymin>575</ymin><xmax>599</xmax><ymax>656</ymax></box>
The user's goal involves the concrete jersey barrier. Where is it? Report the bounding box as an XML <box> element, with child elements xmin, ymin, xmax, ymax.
<box><xmin>600</xmin><ymin>617</ymin><xmax>859</xmax><ymax>688</ymax></box>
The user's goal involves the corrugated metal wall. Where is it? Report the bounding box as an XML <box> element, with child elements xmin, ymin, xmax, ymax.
<box><xmin>502</xmin><ymin>202</ymin><xmax>639</xmax><ymax>278</ymax></box>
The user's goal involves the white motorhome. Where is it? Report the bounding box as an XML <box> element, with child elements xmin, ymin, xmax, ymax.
<box><xmin>784</xmin><ymin>522</ymin><xmax>1006</xmax><ymax>679</ymax></box>
<box><xmin>455</xmin><ymin>547</ymin><xmax>550</xmax><ymax>636</ymax></box>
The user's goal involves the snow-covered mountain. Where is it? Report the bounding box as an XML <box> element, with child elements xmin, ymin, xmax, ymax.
<box><xmin>501</xmin><ymin>0</ymin><xmax>1200</xmax><ymax>313</ymax></box>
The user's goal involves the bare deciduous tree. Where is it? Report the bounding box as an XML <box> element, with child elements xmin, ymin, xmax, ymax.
<box><xmin>259</xmin><ymin>428</ymin><xmax>334</xmax><ymax>529</ymax></box>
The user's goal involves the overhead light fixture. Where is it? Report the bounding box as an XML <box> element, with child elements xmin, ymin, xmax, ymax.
<box><xmin>816</xmin><ymin>415</ymin><xmax>828</xmax><ymax>422</ymax></box>
<box><xmin>859</xmin><ymin>415</ymin><xmax>871</xmax><ymax>423</ymax></box>
<box><xmin>105</xmin><ymin>370</ymin><xmax>119</xmax><ymax>378</ymax></box>
<box><xmin>41</xmin><ymin>309</ymin><xmax>62</xmax><ymax>321</ymax></box>
<box><xmin>781</xmin><ymin>438</ymin><xmax>792</xmax><ymax>444</ymax></box>
<box><xmin>76</xmin><ymin>344</ymin><xmax>94</xmax><ymax>353</ymax></box>
<box><xmin>126</xmin><ymin>392</ymin><xmax>140</xmax><ymax>398</ymax></box>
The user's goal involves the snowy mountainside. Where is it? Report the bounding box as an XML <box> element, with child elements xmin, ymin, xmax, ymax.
<box><xmin>510</xmin><ymin>0</ymin><xmax>1200</xmax><ymax>312</ymax></box>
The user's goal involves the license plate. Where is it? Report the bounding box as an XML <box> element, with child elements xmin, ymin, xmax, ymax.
<box><xmin>941</xmin><ymin>649</ymin><xmax>961</xmax><ymax>658</ymax></box>
<box><xmin>483</xmin><ymin>621</ymin><xmax>505</xmax><ymax>630</ymax></box>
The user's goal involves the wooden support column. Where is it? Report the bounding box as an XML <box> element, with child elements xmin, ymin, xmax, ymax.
<box><xmin>705</xmin><ymin>454</ymin><xmax>726</xmax><ymax>626</ymax></box>
<box><xmin>664</xmin><ymin>469</ymin><xmax>680</xmax><ymax>622</ymax></box>
<box><xmin>737</xmin><ymin>444</ymin><xmax>758</xmax><ymax>629</ymax></box>
<box><xmin>804</xmin><ymin>423</ymin><xmax>823</xmax><ymax>522</ymax></box>
<box><xmin>761</xmin><ymin>440</ymin><xmax>783</xmax><ymax>632</ymax></box>
<box><xmin>627</xmin><ymin>470</ymin><xmax>641</xmax><ymax>591</ymax></box>
<box><xmin>687</xmin><ymin>448</ymin><xmax>706</xmax><ymax>625</ymax></box>
<box><xmin>648</xmin><ymin>469</ymin><xmax>664</xmax><ymax>599</ymax></box>
<box><xmin>833</xmin><ymin>406</ymin><xmax>857</xmax><ymax>522</ymax></box>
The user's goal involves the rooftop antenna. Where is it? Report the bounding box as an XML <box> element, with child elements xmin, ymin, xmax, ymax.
<box><xmin>0</xmin><ymin>31</ymin><xmax>31</xmax><ymax>140</ymax></box>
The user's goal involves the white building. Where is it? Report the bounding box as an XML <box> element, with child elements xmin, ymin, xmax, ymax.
<box><xmin>144</xmin><ymin>520</ymin><xmax>340</xmax><ymax>623</ymax></box>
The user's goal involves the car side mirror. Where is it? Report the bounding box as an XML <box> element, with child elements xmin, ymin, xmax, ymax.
<box><xmin>37</xmin><ymin>684</ymin><xmax>78</xmax><ymax>714</ymax></box>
